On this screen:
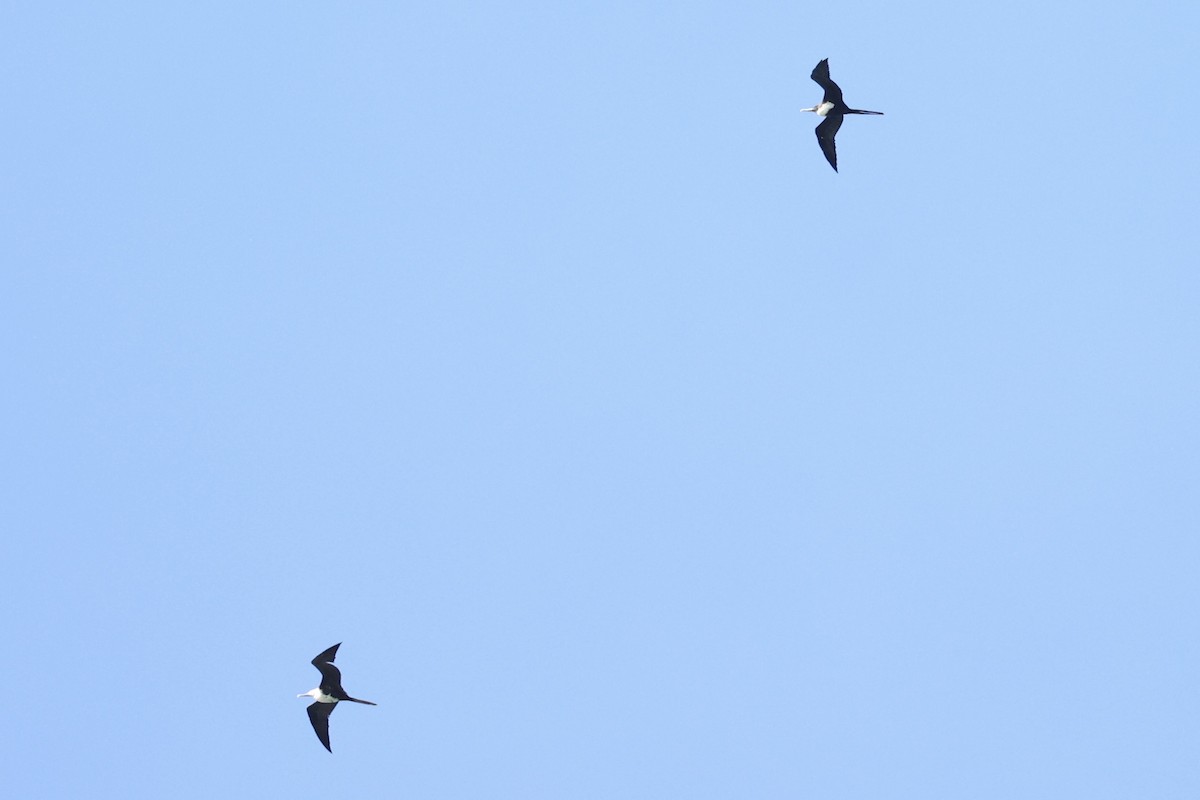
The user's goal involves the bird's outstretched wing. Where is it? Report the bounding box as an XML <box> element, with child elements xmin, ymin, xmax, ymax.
<box><xmin>315</xmin><ymin>661</ymin><xmax>345</xmax><ymax>696</ymax></box>
<box><xmin>815</xmin><ymin>113</ymin><xmax>843</xmax><ymax>172</ymax></box>
<box><xmin>312</xmin><ymin>643</ymin><xmax>347</xmax><ymax>696</ymax></box>
<box><xmin>810</xmin><ymin>58</ymin><xmax>845</xmax><ymax>107</ymax></box>
<box><xmin>307</xmin><ymin>702</ymin><xmax>336</xmax><ymax>752</ymax></box>
<box><xmin>312</xmin><ymin>643</ymin><xmax>341</xmax><ymax>667</ymax></box>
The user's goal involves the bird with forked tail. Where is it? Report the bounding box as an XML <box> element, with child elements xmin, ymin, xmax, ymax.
<box><xmin>298</xmin><ymin>643</ymin><xmax>376</xmax><ymax>752</ymax></box>
<box><xmin>801</xmin><ymin>58</ymin><xmax>884</xmax><ymax>172</ymax></box>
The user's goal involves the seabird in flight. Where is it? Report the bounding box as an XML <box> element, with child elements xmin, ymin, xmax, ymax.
<box><xmin>298</xmin><ymin>643</ymin><xmax>377</xmax><ymax>752</ymax></box>
<box><xmin>801</xmin><ymin>58</ymin><xmax>884</xmax><ymax>172</ymax></box>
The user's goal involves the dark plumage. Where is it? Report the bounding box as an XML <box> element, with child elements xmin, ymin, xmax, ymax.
<box><xmin>803</xmin><ymin>58</ymin><xmax>884</xmax><ymax>172</ymax></box>
<box><xmin>298</xmin><ymin>643</ymin><xmax>377</xmax><ymax>752</ymax></box>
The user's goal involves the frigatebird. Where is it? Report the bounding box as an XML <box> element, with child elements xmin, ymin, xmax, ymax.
<box><xmin>801</xmin><ymin>59</ymin><xmax>883</xmax><ymax>172</ymax></box>
<box><xmin>298</xmin><ymin>643</ymin><xmax>377</xmax><ymax>752</ymax></box>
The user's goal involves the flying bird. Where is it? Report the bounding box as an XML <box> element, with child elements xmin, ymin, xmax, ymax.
<box><xmin>801</xmin><ymin>59</ymin><xmax>883</xmax><ymax>172</ymax></box>
<box><xmin>298</xmin><ymin>643</ymin><xmax>377</xmax><ymax>752</ymax></box>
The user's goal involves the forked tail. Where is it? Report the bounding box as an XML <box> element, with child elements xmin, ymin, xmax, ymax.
<box><xmin>347</xmin><ymin>697</ymin><xmax>378</xmax><ymax>705</ymax></box>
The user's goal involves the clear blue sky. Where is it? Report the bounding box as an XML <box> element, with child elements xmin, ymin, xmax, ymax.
<box><xmin>4</xmin><ymin>2</ymin><xmax>1198</xmax><ymax>797</ymax></box>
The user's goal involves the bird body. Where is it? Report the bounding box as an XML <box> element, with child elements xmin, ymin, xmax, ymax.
<box><xmin>801</xmin><ymin>59</ymin><xmax>883</xmax><ymax>171</ymax></box>
<box><xmin>298</xmin><ymin>643</ymin><xmax>376</xmax><ymax>752</ymax></box>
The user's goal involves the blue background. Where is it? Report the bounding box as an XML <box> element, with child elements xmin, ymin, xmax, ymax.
<box><xmin>4</xmin><ymin>2</ymin><xmax>1198</xmax><ymax>797</ymax></box>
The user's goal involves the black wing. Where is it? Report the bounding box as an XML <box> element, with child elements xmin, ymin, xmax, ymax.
<box><xmin>315</xmin><ymin>661</ymin><xmax>346</xmax><ymax>696</ymax></box>
<box><xmin>312</xmin><ymin>643</ymin><xmax>347</xmax><ymax>696</ymax></box>
<box><xmin>307</xmin><ymin>702</ymin><xmax>336</xmax><ymax>752</ymax></box>
<box><xmin>810</xmin><ymin>58</ymin><xmax>845</xmax><ymax>107</ymax></box>
<box><xmin>312</xmin><ymin>643</ymin><xmax>341</xmax><ymax>667</ymax></box>
<box><xmin>814</xmin><ymin>113</ymin><xmax>843</xmax><ymax>172</ymax></box>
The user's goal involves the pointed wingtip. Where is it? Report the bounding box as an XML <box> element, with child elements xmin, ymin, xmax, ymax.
<box><xmin>312</xmin><ymin>643</ymin><xmax>342</xmax><ymax>665</ymax></box>
<box><xmin>307</xmin><ymin>699</ymin><xmax>335</xmax><ymax>751</ymax></box>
